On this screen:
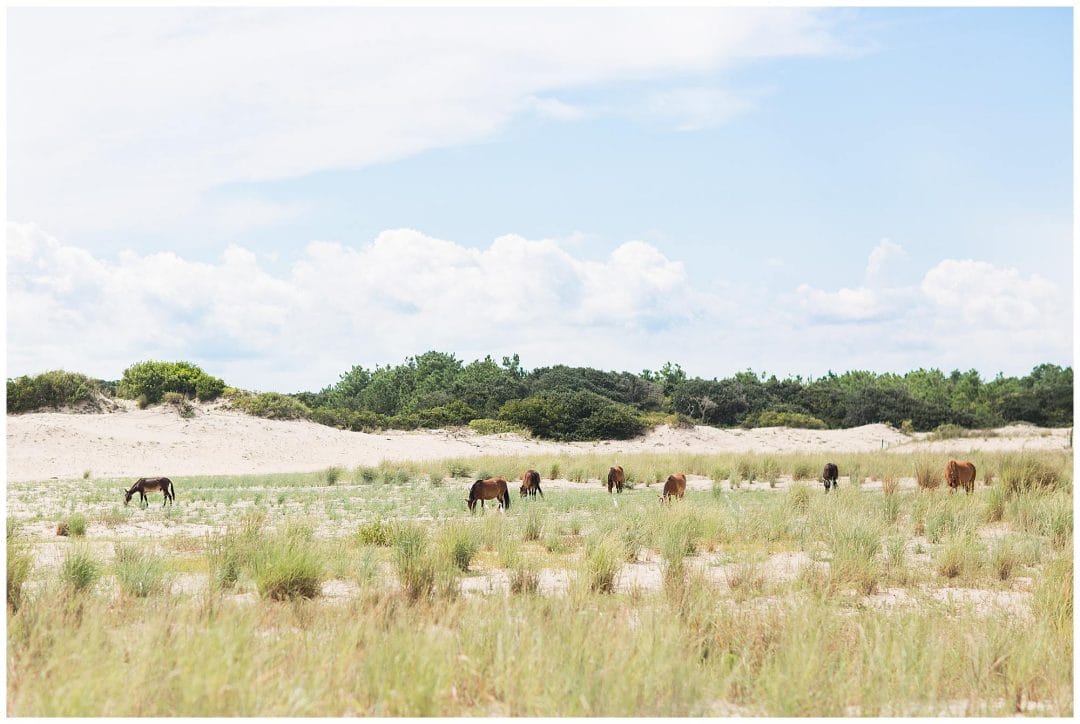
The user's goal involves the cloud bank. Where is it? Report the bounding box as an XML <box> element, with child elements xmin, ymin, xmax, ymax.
<box><xmin>8</xmin><ymin>225</ymin><xmax>1070</xmax><ymax>392</ymax></box>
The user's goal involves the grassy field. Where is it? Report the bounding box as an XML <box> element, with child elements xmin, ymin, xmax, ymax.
<box><xmin>6</xmin><ymin>450</ymin><xmax>1073</xmax><ymax>716</ymax></box>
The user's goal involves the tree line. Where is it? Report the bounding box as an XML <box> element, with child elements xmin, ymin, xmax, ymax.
<box><xmin>6</xmin><ymin>353</ymin><xmax>1072</xmax><ymax>441</ymax></box>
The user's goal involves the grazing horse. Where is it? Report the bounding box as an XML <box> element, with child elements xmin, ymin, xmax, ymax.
<box><xmin>124</xmin><ymin>477</ymin><xmax>175</xmax><ymax>508</ymax></box>
<box><xmin>520</xmin><ymin>469</ymin><xmax>544</xmax><ymax>498</ymax></box>
<box><xmin>660</xmin><ymin>473</ymin><xmax>687</xmax><ymax>502</ymax></box>
<box><xmin>468</xmin><ymin>477</ymin><xmax>511</xmax><ymax>513</ymax></box>
<box><xmin>607</xmin><ymin>465</ymin><xmax>625</xmax><ymax>494</ymax></box>
<box><xmin>821</xmin><ymin>463</ymin><xmax>839</xmax><ymax>493</ymax></box>
<box><xmin>945</xmin><ymin>460</ymin><xmax>976</xmax><ymax>494</ymax></box>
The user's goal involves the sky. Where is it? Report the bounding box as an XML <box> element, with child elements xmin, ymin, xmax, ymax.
<box><xmin>6</xmin><ymin>6</ymin><xmax>1074</xmax><ymax>393</ymax></box>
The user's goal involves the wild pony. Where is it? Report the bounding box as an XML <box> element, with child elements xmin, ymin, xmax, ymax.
<box><xmin>468</xmin><ymin>477</ymin><xmax>511</xmax><ymax>512</ymax></box>
<box><xmin>607</xmin><ymin>465</ymin><xmax>625</xmax><ymax>494</ymax></box>
<box><xmin>124</xmin><ymin>477</ymin><xmax>175</xmax><ymax>508</ymax></box>
<box><xmin>945</xmin><ymin>460</ymin><xmax>976</xmax><ymax>494</ymax></box>
<box><xmin>660</xmin><ymin>473</ymin><xmax>686</xmax><ymax>502</ymax></box>
<box><xmin>520</xmin><ymin>469</ymin><xmax>544</xmax><ymax>498</ymax></box>
<box><xmin>821</xmin><ymin>463</ymin><xmax>839</xmax><ymax>493</ymax></box>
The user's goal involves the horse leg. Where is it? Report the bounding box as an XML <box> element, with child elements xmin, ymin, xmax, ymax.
<box><xmin>537</xmin><ymin>484</ymin><xmax>544</xmax><ymax>499</ymax></box>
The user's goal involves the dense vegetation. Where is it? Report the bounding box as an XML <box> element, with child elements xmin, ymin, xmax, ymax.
<box><xmin>6</xmin><ymin>353</ymin><xmax>1073</xmax><ymax>440</ymax></box>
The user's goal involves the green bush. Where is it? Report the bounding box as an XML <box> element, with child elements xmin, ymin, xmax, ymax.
<box><xmin>416</xmin><ymin>400</ymin><xmax>476</xmax><ymax>428</ymax></box>
<box><xmin>467</xmin><ymin>418</ymin><xmax>528</xmax><ymax>436</ymax></box>
<box><xmin>356</xmin><ymin>520</ymin><xmax>396</xmax><ymax>546</ymax></box>
<box><xmin>118</xmin><ymin>360</ymin><xmax>224</xmax><ymax>404</ymax></box>
<box><xmin>230</xmin><ymin>392</ymin><xmax>311</xmax><ymax>420</ymax></box>
<box><xmin>7</xmin><ymin>370</ymin><xmax>100</xmax><ymax>412</ymax></box>
<box><xmin>744</xmin><ymin>410</ymin><xmax>828</xmax><ymax>430</ymax></box>
<box><xmin>498</xmin><ymin>391</ymin><xmax>646</xmax><ymax>441</ymax></box>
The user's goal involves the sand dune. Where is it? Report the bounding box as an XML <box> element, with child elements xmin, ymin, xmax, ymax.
<box><xmin>4</xmin><ymin>401</ymin><xmax>1071</xmax><ymax>482</ymax></box>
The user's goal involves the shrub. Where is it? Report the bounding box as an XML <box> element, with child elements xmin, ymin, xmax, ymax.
<box><xmin>467</xmin><ymin>418</ymin><xmax>528</xmax><ymax>436</ymax></box>
<box><xmin>417</xmin><ymin>400</ymin><xmax>477</xmax><ymax>428</ymax></box>
<box><xmin>230</xmin><ymin>392</ymin><xmax>311</xmax><ymax>420</ymax></box>
<box><xmin>118</xmin><ymin>360</ymin><xmax>224</xmax><ymax>404</ymax></box>
<box><xmin>7</xmin><ymin>370</ymin><xmax>100</xmax><ymax>413</ymax></box>
<box><xmin>791</xmin><ymin>461</ymin><xmax>816</xmax><ymax>482</ymax></box>
<box><xmin>324</xmin><ymin>466</ymin><xmax>344</xmax><ymax>485</ymax></box>
<box><xmin>354</xmin><ymin>466</ymin><xmax>379</xmax><ymax>484</ymax></box>
<box><xmin>162</xmin><ymin>391</ymin><xmax>195</xmax><ymax>418</ymax></box>
<box><xmin>935</xmin><ymin>537</ymin><xmax>980</xmax><ymax>579</ymax></box>
<box><xmin>929</xmin><ymin>423</ymin><xmax>968</xmax><ymax>440</ymax></box>
<box><xmin>498</xmin><ymin>391</ymin><xmax>646</xmax><ymax>441</ymax></box>
<box><xmin>744</xmin><ymin>410</ymin><xmax>828</xmax><ymax>430</ymax></box>
<box><xmin>356</xmin><ymin>520</ymin><xmax>396</xmax><ymax>547</ymax></box>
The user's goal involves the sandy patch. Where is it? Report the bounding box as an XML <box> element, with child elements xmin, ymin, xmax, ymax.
<box><xmin>8</xmin><ymin>402</ymin><xmax>1067</xmax><ymax>483</ymax></box>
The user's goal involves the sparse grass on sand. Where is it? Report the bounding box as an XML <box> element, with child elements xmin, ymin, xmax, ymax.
<box><xmin>5</xmin><ymin>448</ymin><xmax>1073</xmax><ymax>716</ymax></box>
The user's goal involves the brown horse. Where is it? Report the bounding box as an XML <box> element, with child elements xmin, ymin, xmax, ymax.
<box><xmin>822</xmin><ymin>462</ymin><xmax>839</xmax><ymax>492</ymax></box>
<box><xmin>468</xmin><ymin>477</ymin><xmax>511</xmax><ymax>512</ymax></box>
<box><xmin>520</xmin><ymin>469</ymin><xmax>543</xmax><ymax>498</ymax></box>
<box><xmin>945</xmin><ymin>460</ymin><xmax>976</xmax><ymax>494</ymax></box>
<box><xmin>124</xmin><ymin>477</ymin><xmax>175</xmax><ymax>508</ymax></box>
<box><xmin>660</xmin><ymin>473</ymin><xmax>686</xmax><ymax>502</ymax></box>
<box><xmin>607</xmin><ymin>465</ymin><xmax>625</xmax><ymax>494</ymax></box>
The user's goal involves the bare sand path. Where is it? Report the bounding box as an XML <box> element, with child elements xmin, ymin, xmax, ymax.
<box><xmin>5</xmin><ymin>401</ymin><xmax>1070</xmax><ymax>482</ymax></box>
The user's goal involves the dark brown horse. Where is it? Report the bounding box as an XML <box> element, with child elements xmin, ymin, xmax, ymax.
<box><xmin>124</xmin><ymin>477</ymin><xmax>175</xmax><ymax>508</ymax></box>
<box><xmin>945</xmin><ymin>460</ymin><xmax>976</xmax><ymax>494</ymax></box>
<box><xmin>468</xmin><ymin>477</ymin><xmax>510</xmax><ymax>512</ymax></box>
<box><xmin>660</xmin><ymin>473</ymin><xmax>686</xmax><ymax>502</ymax></box>
<box><xmin>822</xmin><ymin>463</ymin><xmax>839</xmax><ymax>492</ymax></box>
<box><xmin>520</xmin><ymin>469</ymin><xmax>543</xmax><ymax>498</ymax></box>
<box><xmin>607</xmin><ymin>465</ymin><xmax>625</xmax><ymax>494</ymax></box>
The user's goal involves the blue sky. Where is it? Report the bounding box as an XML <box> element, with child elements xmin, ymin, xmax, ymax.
<box><xmin>7</xmin><ymin>7</ymin><xmax>1073</xmax><ymax>392</ymax></box>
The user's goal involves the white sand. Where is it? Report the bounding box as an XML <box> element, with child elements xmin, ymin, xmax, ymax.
<box><xmin>4</xmin><ymin>400</ymin><xmax>1071</xmax><ymax>482</ymax></box>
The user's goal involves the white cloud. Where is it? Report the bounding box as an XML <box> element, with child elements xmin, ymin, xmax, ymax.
<box><xmin>8</xmin><ymin>7</ymin><xmax>843</xmax><ymax>238</ymax></box>
<box><xmin>647</xmin><ymin>87</ymin><xmax>760</xmax><ymax>131</ymax></box>
<box><xmin>865</xmin><ymin>238</ymin><xmax>906</xmax><ymax>283</ymax></box>
<box><xmin>7</xmin><ymin>223</ymin><xmax>725</xmax><ymax>390</ymax></box>
<box><xmin>921</xmin><ymin>259</ymin><xmax>1063</xmax><ymax>329</ymax></box>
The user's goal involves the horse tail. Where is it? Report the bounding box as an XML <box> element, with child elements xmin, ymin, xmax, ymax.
<box><xmin>503</xmin><ymin>484</ymin><xmax>510</xmax><ymax>510</ymax></box>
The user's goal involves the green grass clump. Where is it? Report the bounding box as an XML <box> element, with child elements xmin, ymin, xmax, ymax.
<box><xmin>356</xmin><ymin>520</ymin><xmax>396</xmax><ymax>547</ymax></box>
<box><xmin>1000</xmin><ymin>455</ymin><xmax>1066</xmax><ymax>494</ymax></box>
<box><xmin>786</xmin><ymin>483</ymin><xmax>811</xmax><ymax>514</ymax></box>
<box><xmin>934</xmin><ymin>536</ymin><xmax>982</xmax><ymax>580</ymax></box>
<box><xmin>60</xmin><ymin>548</ymin><xmax>100</xmax><ymax>593</ymax></box>
<box><xmin>354</xmin><ymin>466</ymin><xmax>379</xmax><ymax>484</ymax></box>
<box><xmin>7</xmin><ymin>521</ymin><xmax>32</xmax><ymax>611</ymax></box>
<box><xmin>435</xmin><ymin>522</ymin><xmax>480</xmax><ymax>572</ymax></box>
<box><xmin>324</xmin><ymin>466</ymin><xmax>345</xmax><ymax>485</ymax></box>
<box><xmin>57</xmin><ymin>513</ymin><xmax>87</xmax><ymax>538</ymax></box>
<box><xmin>251</xmin><ymin>535</ymin><xmax>326</xmax><ymax>601</ymax></box>
<box><xmin>521</xmin><ymin>505</ymin><xmax>547</xmax><ymax>542</ymax></box>
<box><xmin>988</xmin><ymin>538</ymin><xmax>1020</xmax><ymax>581</ymax></box>
<box><xmin>827</xmin><ymin>518</ymin><xmax>882</xmax><ymax>594</ymax></box>
<box><xmin>582</xmin><ymin>534</ymin><xmax>623</xmax><ymax>594</ymax></box>
<box><xmin>114</xmin><ymin>544</ymin><xmax>170</xmax><ymax>597</ymax></box>
<box><xmin>1033</xmin><ymin>552</ymin><xmax>1072</xmax><ymax>634</ymax></box>
<box><xmin>392</xmin><ymin>524</ymin><xmax>456</xmax><ymax>601</ymax></box>
<box><xmin>913</xmin><ymin>458</ymin><xmax>942</xmax><ymax>490</ymax></box>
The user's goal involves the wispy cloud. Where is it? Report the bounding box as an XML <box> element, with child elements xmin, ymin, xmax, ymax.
<box><xmin>8</xmin><ymin>7</ymin><xmax>845</xmax><ymax>238</ymax></box>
